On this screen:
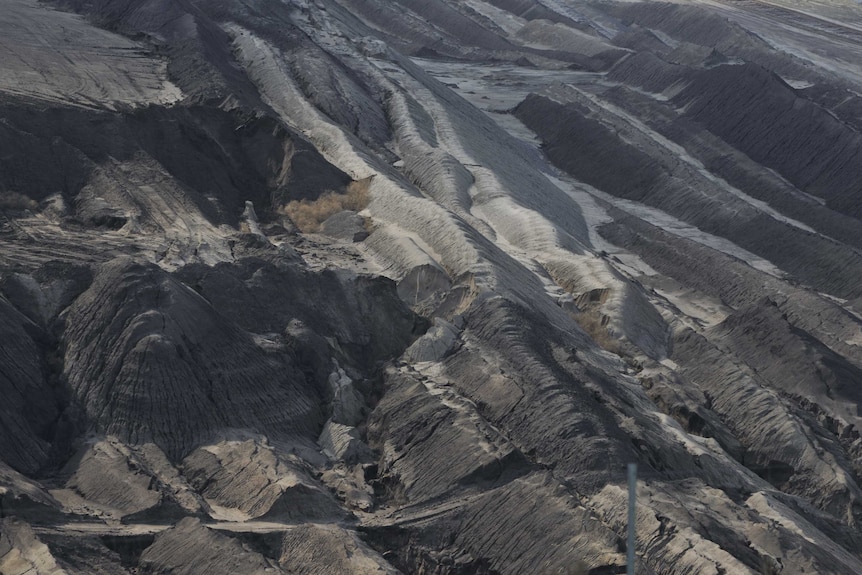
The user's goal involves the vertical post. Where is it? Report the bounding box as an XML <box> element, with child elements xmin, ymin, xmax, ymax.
<box><xmin>627</xmin><ymin>463</ymin><xmax>637</xmax><ymax>575</ymax></box>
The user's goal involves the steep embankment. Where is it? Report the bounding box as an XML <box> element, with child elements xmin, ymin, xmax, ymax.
<box><xmin>3</xmin><ymin>0</ymin><xmax>862</xmax><ymax>574</ymax></box>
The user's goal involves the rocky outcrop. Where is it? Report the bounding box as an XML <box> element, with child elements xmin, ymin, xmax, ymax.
<box><xmin>60</xmin><ymin>440</ymin><xmax>164</xmax><ymax>520</ymax></box>
<box><xmin>182</xmin><ymin>439</ymin><xmax>344</xmax><ymax>522</ymax></box>
<box><xmin>368</xmin><ymin>366</ymin><xmax>531</xmax><ymax>503</ymax></box>
<box><xmin>0</xmin><ymin>518</ymin><xmax>66</xmax><ymax>575</ymax></box>
<box><xmin>320</xmin><ymin>211</ymin><xmax>369</xmax><ymax>242</ymax></box>
<box><xmin>402</xmin><ymin>318</ymin><xmax>460</xmax><ymax>363</ymax></box>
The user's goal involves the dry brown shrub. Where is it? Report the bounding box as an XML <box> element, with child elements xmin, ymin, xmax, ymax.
<box><xmin>281</xmin><ymin>176</ymin><xmax>372</xmax><ymax>232</ymax></box>
<box><xmin>574</xmin><ymin>311</ymin><xmax>620</xmax><ymax>354</ymax></box>
<box><xmin>0</xmin><ymin>191</ymin><xmax>37</xmax><ymax>211</ymax></box>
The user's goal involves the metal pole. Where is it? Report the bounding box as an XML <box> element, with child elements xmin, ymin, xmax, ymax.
<box><xmin>627</xmin><ymin>463</ymin><xmax>637</xmax><ymax>575</ymax></box>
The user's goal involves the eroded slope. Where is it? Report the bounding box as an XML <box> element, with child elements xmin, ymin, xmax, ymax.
<box><xmin>2</xmin><ymin>1</ymin><xmax>862</xmax><ymax>574</ymax></box>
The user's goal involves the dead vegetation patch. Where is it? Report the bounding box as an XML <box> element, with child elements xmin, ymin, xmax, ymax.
<box><xmin>574</xmin><ymin>310</ymin><xmax>621</xmax><ymax>354</ymax></box>
<box><xmin>280</xmin><ymin>177</ymin><xmax>372</xmax><ymax>232</ymax></box>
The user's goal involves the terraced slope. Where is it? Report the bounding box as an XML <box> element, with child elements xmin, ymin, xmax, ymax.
<box><xmin>2</xmin><ymin>1</ymin><xmax>862</xmax><ymax>574</ymax></box>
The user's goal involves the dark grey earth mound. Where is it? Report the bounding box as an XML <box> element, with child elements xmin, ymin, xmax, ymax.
<box><xmin>4</xmin><ymin>0</ymin><xmax>862</xmax><ymax>574</ymax></box>
<box><xmin>62</xmin><ymin>257</ymin><xmax>325</xmax><ymax>459</ymax></box>
<box><xmin>0</xmin><ymin>298</ymin><xmax>57</xmax><ymax>475</ymax></box>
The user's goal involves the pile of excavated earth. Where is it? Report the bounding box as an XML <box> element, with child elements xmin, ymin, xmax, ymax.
<box><xmin>2</xmin><ymin>0</ymin><xmax>862</xmax><ymax>573</ymax></box>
